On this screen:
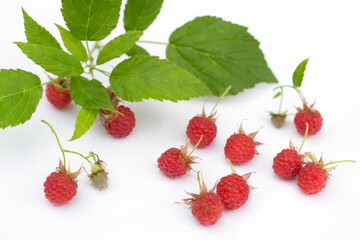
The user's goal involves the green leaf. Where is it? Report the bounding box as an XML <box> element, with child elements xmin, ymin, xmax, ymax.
<box><xmin>109</xmin><ymin>55</ymin><xmax>211</xmax><ymax>102</ymax></box>
<box><xmin>292</xmin><ymin>58</ymin><xmax>309</xmax><ymax>87</ymax></box>
<box><xmin>69</xmin><ymin>108</ymin><xmax>98</xmax><ymax>141</ymax></box>
<box><xmin>0</xmin><ymin>69</ymin><xmax>43</xmax><ymax>129</ymax></box>
<box><xmin>273</xmin><ymin>92</ymin><xmax>282</xmax><ymax>99</ymax></box>
<box><xmin>15</xmin><ymin>42</ymin><xmax>84</xmax><ymax>77</ymax></box>
<box><xmin>167</xmin><ymin>16</ymin><xmax>277</xmax><ymax>96</ymax></box>
<box><xmin>97</xmin><ymin>30</ymin><xmax>143</xmax><ymax>65</ymax></box>
<box><xmin>61</xmin><ymin>0</ymin><xmax>122</xmax><ymax>41</ymax></box>
<box><xmin>126</xmin><ymin>44</ymin><xmax>150</xmax><ymax>57</ymax></box>
<box><xmin>70</xmin><ymin>76</ymin><xmax>115</xmax><ymax>111</ymax></box>
<box><xmin>124</xmin><ymin>0</ymin><xmax>164</xmax><ymax>31</ymax></box>
<box><xmin>56</xmin><ymin>24</ymin><xmax>88</xmax><ymax>62</ymax></box>
<box><xmin>22</xmin><ymin>8</ymin><xmax>61</xmax><ymax>49</ymax></box>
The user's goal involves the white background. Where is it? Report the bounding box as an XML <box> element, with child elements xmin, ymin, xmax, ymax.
<box><xmin>1</xmin><ymin>0</ymin><xmax>360</xmax><ymax>239</ymax></box>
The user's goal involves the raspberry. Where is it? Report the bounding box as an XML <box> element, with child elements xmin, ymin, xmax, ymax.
<box><xmin>103</xmin><ymin>105</ymin><xmax>136</xmax><ymax>138</ymax></box>
<box><xmin>273</xmin><ymin>149</ymin><xmax>302</xmax><ymax>179</ymax></box>
<box><xmin>297</xmin><ymin>163</ymin><xmax>327</xmax><ymax>194</ymax></box>
<box><xmin>157</xmin><ymin>140</ymin><xmax>198</xmax><ymax>178</ymax></box>
<box><xmin>43</xmin><ymin>161</ymin><xmax>81</xmax><ymax>205</ymax></box>
<box><xmin>44</xmin><ymin>172</ymin><xmax>78</xmax><ymax>205</ymax></box>
<box><xmin>186</xmin><ymin>116</ymin><xmax>216</xmax><ymax>148</ymax></box>
<box><xmin>224</xmin><ymin>123</ymin><xmax>262</xmax><ymax>165</ymax></box>
<box><xmin>183</xmin><ymin>175</ymin><xmax>223</xmax><ymax>225</ymax></box>
<box><xmin>45</xmin><ymin>78</ymin><xmax>71</xmax><ymax>109</ymax></box>
<box><xmin>216</xmin><ymin>172</ymin><xmax>253</xmax><ymax>210</ymax></box>
<box><xmin>294</xmin><ymin>103</ymin><xmax>323</xmax><ymax>135</ymax></box>
<box><xmin>186</xmin><ymin>86</ymin><xmax>231</xmax><ymax>148</ymax></box>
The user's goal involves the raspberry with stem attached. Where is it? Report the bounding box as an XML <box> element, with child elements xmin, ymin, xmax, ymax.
<box><xmin>45</xmin><ymin>77</ymin><xmax>71</xmax><ymax>109</ymax></box>
<box><xmin>186</xmin><ymin>86</ymin><xmax>231</xmax><ymax>148</ymax></box>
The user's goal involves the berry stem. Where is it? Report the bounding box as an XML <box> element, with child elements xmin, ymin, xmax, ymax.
<box><xmin>209</xmin><ymin>86</ymin><xmax>232</xmax><ymax>116</ymax></box>
<box><xmin>226</xmin><ymin>158</ymin><xmax>235</xmax><ymax>173</ymax></box>
<box><xmin>94</xmin><ymin>68</ymin><xmax>111</xmax><ymax>77</ymax></box>
<box><xmin>63</xmin><ymin>150</ymin><xmax>91</xmax><ymax>164</ymax></box>
<box><xmin>196</xmin><ymin>171</ymin><xmax>202</xmax><ymax>190</ymax></box>
<box><xmin>273</xmin><ymin>85</ymin><xmax>308</xmax><ymax>105</ymax></box>
<box><xmin>278</xmin><ymin>87</ymin><xmax>284</xmax><ymax>113</ymax></box>
<box><xmin>297</xmin><ymin>122</ymin><xmax>309</xmax><ymax>154</ymax></box>
<box><xmin>186</xmin><ymin>135</ymin><xmax>203</xmax><ymax>157</ymax></box>
<box><xmin>137</xmin><ymin>40</ymin><xmax>169</xmax><ymax>45</ymax></box>
<box><xmin>41</xmin><ymin>120</ymin><xmax>67</xmax><ymax>168</ymax></box>
<box><xmin>324</xmin><ymin>160</ymin><xmax>356</xmax><ymax>166</ymax></box>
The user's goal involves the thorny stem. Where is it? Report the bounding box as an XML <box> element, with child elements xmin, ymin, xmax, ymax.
<box><xmin>186</xmin><ymin>135</ymin><xmax>203</xmax><ymax>157</ymax></box>
<box><xmin>85</xmin><ymin>40</ymin><xmax>95</xmax><ymax>79</ymax></box>
<box><xmin>298</xmin><ymin>122</ymin><xmax>309</xmax><ymax>154</ymax></box>
<box><xmin>273</xmin><ymin>85</ymin><xmax>308</xmax><ymax>105</ymax></box>
<box><xmin>209</xmin><ymin>86</ymin><xmax>232</xmax><ymax>116</ymax></box>
<box><xmin>41</xmin><ymin>120</ymin><xmax>67</xmax><ymax>168</ymax></box>
<box><xmin>137</xmin><ymin>40</ymin><xmax>169</xmax><ymax>45</ymax></box>
<box><xmin>324</xmin><ymin>160</ymin><xmax>356</xmax><ymax>166</ymax></box>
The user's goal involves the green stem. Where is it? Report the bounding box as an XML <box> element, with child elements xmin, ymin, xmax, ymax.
<box><xmin>278</xmin><ymin>87</ymin><xmax>284</xmax><ymax>113</ymax></box>
<box><xmin>298</xmin><ymin>122</ymin><xmax>309</xmax><ymax>153</ymax></box>
<box><xmin>137</xmin><ymin>40</ymin><xmax>169</xmax><ymax>45</ymax></box>
<box><xmin>210</xmin><ymin>86</ymin><xmax>232</xmax><ymax>116</ymax></box>
<box><xmin>196</xmin><ymin>171</ymin><xmax>201</xmax><ymax>190</ymax></box>
<box><xmin>273</xmin><ymin>85</ymin><xmax>308</xmax><ymax>105</ymax></box>
<box><xmin>40</xmin><ymin>78</ymin><xmax>61</xmax><ymax>87</ymax></box>
<box><xmin>186</xmin><ymin>135</ymin><xmax>203</xmax><ymax>157</ymax></box>
<box><xmin>324</xmin><ymin>160</ymin><xmax>356</xmax><ymax>166</ymax></box>
<box><xmin>94</xmin><ymin>68</ymin><xmax>111</xmax><ymax>77</ymax></box>
<box><xmin>41</xmin><ymin>120</ymin><xmax>66</xmax><ymax>168</ymax></box>
<box><xmin>226</xmin><ymin>158</ymin><xmax>235</xmax><ymax>173</ymax></box>
<box><xmin>63</xmin><ymin>150</ymin><xmax>91</xmax><ymax>164</ymax></box>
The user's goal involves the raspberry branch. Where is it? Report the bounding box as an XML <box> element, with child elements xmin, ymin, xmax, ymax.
<box><xmin>273</xmin><ymin>85</ymin><xmax>308</xmax><ymax>106</ymax></box>
<box><xmin>324</xmin><ymin>160</ymin><xmax>356</xmax><ymax>166</ymax></box>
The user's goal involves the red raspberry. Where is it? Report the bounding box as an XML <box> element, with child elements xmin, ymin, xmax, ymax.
<box><xmin>103</xmin><ymin>105</ymin><xmax>136</xmax><ymax>138</ymax></box>
<box><xmin>45</xmin><ymin>78</ymin><xmax>71</xmax><ymax>109</ymax></box>
<box><xmin>294</xmin><ymin>103</ymin><xmax>323</xmax><ymax>135</ymax></box>
<box><xmin>186</xmin><ymin>116</ymin><xmax>216</xmax><ymax>148</ymax></box>
<box><xmin>273</xmin><ymin>149</ymin><xmax>302</xmax><ymax>179</ymax></box>
<box><xmin>216</xmin><ymin>172</ymin><xmax>253</xmax><ymax>210</ymax></box>
<box><xmin>298</xmin><ymin>163</ymin><xmax>327</xmax><ymax>194</ymax></box>
<box><xmin>224</xmin><ymin>124</ymin><xmax>262</xmax><ymax>165</ymax></box>
<box><xmin>183</xmin><ymin>176</ymin><xmax>223</xmax><ymax>225</ymax></box>
<box><xmin>157</xmin><ymin>140</ymin><xmax>198</xmax><ymax>178</ymax></box>
<box><xmin>44</xmin><ymin>161</ymin><xmax>81</xmax><ymax>205</ymax></box>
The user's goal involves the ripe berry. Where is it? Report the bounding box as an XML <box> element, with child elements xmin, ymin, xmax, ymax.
<box><xmin>298</xmin><ymin>162</ymin><xmax>327</xmax><ymax>194</ymax></box>
<box><xmin>216</xmin><ymin>171</ymin><xmax>254</xmax><ymax>210</ymax></box>
<box><xmin>45</xmin><ymin>78</ymin><xmax>71</xmax><ymax>109</ymax></box>
<box><xmin>44</xmin><ymin>161</ymin><xmax>81</xmax><ymax>205</ymax></box>
<box><xmin>186</xmin><ymin>115</ymin><xmax>216</xmax><ymax>148</ymax></box>
<box><xmin>157</xmin><ymin>140</ymin><xmax>199</xmax><ymax>178</ymax></box>
<box><xmin>294</xmin><ymin>103</ymin><xmax>323</xmax><ymax>135</ymax></box>
<box><xmin>183</xmin><ymin>174</ymin><xmax>223</xmax><ymax>225</ymax></box>
<box><xmin>273</xmin><ymin>149</ymin><xmax>302</xmax><ymax>179</ymax></box>
<box><xmin>186</xmin><ymin>86</ymin><xmax>231</xmax><ymax>148</ymax></box>
<box><xmin>224</xmin><ymin>123</ymin><xmax>262</xmax><ymax>165</ymax></box>
<box><xmin>102</xmin><ymin>105</ymin><xmax>136</xmax><ymax>138</ymax></box>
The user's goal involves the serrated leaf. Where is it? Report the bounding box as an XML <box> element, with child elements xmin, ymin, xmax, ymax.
<box><xmin>126</xmin><ymin>44</ymin><xmax>149</xmax><ymax>57</ymax></box>
<box><xmin>167</xmin><ymin>16</ymin><xmax>277</xmax><ymax>96</ymax></box>
<box><xmin>15</xmin><ymin>42</ymin><xmax>84</xmax><ymax>77</ymax></box>
<box><xmin>109</xmin><ymin>55</ymin><xmax>211</xmax><ymax>102</ymax></box>
<box><xmin>97</xmin><ymin>30</ymin><xmax>143</xmax><ymax>65</ymax></box>
<box><xmin>70</xmin><ymin>76</ymin><xmax>115</xmax><ymax>111</ymax></box>
<box><xmin>61</xmin><ymin>0</ymin><xmax>122</xmax><ymax>41</ymax></box>
<box><xmin>69</xmin><ymin>108</ymin><xmax>98</xmax><ymax>141</ymax></box>
<box><xmin>0</xmin><ymin>69</ymin><xmax>42</xmax><ymax>129</ymax></box>
<box><xmin>22</xmin><ymin>8</ymin><xmax>61</xmax><ymax>49</ymax></box>
<box><xmin>273</xmin><ymin>92</ymin><xmax>282</xmax><ymax>99</ymax></box>
<box><xmin>56</xmin><ymin>24</ymin><xmax>88</xmax><ymax>62</ymax></box>
<box><xmin>292</xmin><ymin>58</ymin><xmax>309</xmax><ymax>87</ymax></box>
<box><xmin>124</xmin><ymin>0</ymin><xmax>163</xmax><ymax>31</ymax></box>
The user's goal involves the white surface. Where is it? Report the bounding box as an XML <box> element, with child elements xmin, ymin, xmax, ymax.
<box><xmin>1</xmin><ymin>0</ymin><xmax>360</xmax><ymax>239</ymax></box>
